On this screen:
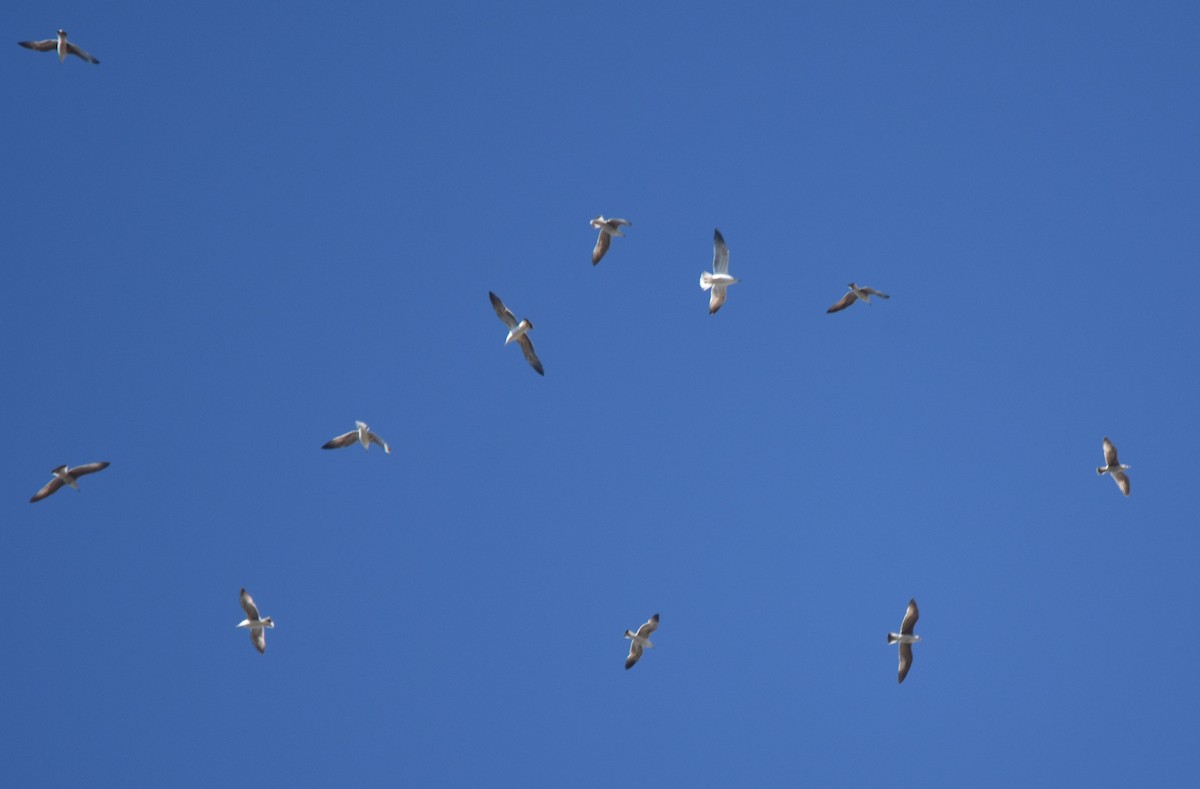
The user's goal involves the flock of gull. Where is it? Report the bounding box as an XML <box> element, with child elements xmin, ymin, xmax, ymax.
<box><xmin>18</xmin><ymin>28</ymin><xmax>1134</xmax><ymax>682</ymax></box>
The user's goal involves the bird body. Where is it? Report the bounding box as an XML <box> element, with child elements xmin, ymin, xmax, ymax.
<box><xmin>489</xmin><ymin>291</ymin><xmax>544</xmax><ymax>375</ymax></box>
<box><xmin>238</xmin><ymin>588</ymin><xmax>275</xmax><ymax>654</ymax></box>
<box><xmin>323</xmin><ymin>421</ymin><xmax>390</xmax><ymax>453</ymax></box>
<box><xmin>887</xmin><ymin>599</ymin><xmax>921</xmax><ymax>684</ymax></box>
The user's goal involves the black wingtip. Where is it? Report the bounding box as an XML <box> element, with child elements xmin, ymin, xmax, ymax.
<box><xmin>713</xmin><ymin>228</ymin><xmax>724</xmax><ymax>243</ymax></box>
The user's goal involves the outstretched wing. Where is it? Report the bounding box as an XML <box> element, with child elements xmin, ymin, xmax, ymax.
<box><xmin>900</xmin><ymin>599</ymin><xmax>919</xmax><ymax>635</ymax></box>
<box><xmin>861</xmin><ymin>288</ymin><xmax>889</xmax><ymax>299</ymax></box>
<box><xmin>18</xmin><ymin>39</ymin><xmax>58</xmax><ymax>52</ymax></box>
<box><xmin>240</xmin><ymin>588</ymin><xmax>261</xmax><ymax>621</ymax></box>
<box><xmin>367</xmin><ymin>431</ymin><xmax>391</xmax><ymax>454</ymax></box>
<box><xmin>897</xmin><ymin>643</ymin><xmax>914</xmax><ymax>684</ymax></box>
<box><xmin>518</xmin><ymin>335</ymin><xmax>544</xmax><ymax>376</ymax></box>
<box><xmin>489</xmin><ymin>291</ymin><xmax>518</xmax><ymax>328</ymax></box>
<box><xmin>67</xmin><ymin>42</ymin><xmax>99</xmax><ymax>63</ymax></box>
<box><xmin>592</xmin><ymin>229</ymin><xmax>612</xmax><ymax>265</ymax></box>
<box><xmin>636</xmin><ymin>613</ymin><xmax>660</xmax><ymax>639</ymax></box>
<box><xmin>826</xmin><ymin>291</ymin><xmax>857</xmax><ymax>313</ymax></box>
<box><xmin>1102</xmin><ymin>437</ymin><xmax>1119</xmax><ymax>467</ymax></box>
<box><xmin>1112</xmin><ymin>470</ymin><xmax>1130</xmax><ymax>497</ymax></box>
<box><xmin>30</xmin><ymin>476</ymin><xmax>65</xmax><ymax>503</ymax></box>
<box><xmin>708</xmin><ymin>284</ymin><xmax>727</xmax><ymax>314</ymax></box>
<box><xmin>323</xmin><ymin>430</ymin><xmax>358</xmax><ymax>449</ymax></box>
<box><xmin>70</xmin><ymin>461</ymin><xmax>110</xmax><ymax>478</ymax></box>
<box><xmin>712</xmin><ymin>229</ymin><xmax>729</xmax><ymax>274</ymax></box>
<box><xmin>250</xmin><ymin>626</ymin><xmax>266</xmax><ymax>654</ymax></box>
<box><xmin>625</xmin><ymin>640</ymin><xmax>644</xmax><ymax>670</ymax></box>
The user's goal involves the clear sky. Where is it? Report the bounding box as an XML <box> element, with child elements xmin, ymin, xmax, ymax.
<box><xmin>4</xmin><ymin>2</ymin><xmax>1199</xmax><ymax>786</ymax></box>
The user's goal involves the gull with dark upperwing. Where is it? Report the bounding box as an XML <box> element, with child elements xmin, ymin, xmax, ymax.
<box><xmin>322</xmin><ymin>421</ymin><xmax>391</xmax><ymax>454</ymax></box>
<box><xmin>18</xmin><ymin>29</ymin><xmax>99</xmax><ymax>64</ymax></box>
<box><xmin>887</xmin><ymin>599</ymin><xmax>921</xmax><ymax>684</ymax></box>
<box><xmin>700</xmin><ymin>229</ymin><xmax>739</xmax><ymax>314</ymax></box>
<box><xmin>29</xmin><ymin>462</ymin><xmax>110</xmax><ymax>503</ymax></box>
<box><xmin>1097</xmin><ymin>436</ymin><xmax>1131</xmax><ymax>497</ymax></box>
<box><xmin>590</xmin><ymin>216</ymin><xmax>631</xmax><ymax>265</ymax></box>
<box><xmin>826</xmin><ymin>282</ymin><xmax>890</xmax><ymax>314</ymax></box>
<box><xmin>489</xmin><ymin>291</ymin><xmax>544</xmax><ymax>375</ymax></box>
<box><xmin>624</xmin><ymin>613</ymin><xmax>659</xmax><ymax>670</ymax></box>
<box><xmin>238</xmin><ymin>588</ymin><xmax>274</xmax><ymax>654</ymax></box>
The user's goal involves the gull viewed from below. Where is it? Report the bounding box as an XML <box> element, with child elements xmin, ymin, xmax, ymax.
<box><xmin>29</xmin><ymin>462</ymin><xmax>110</xmax><ymax>503</ymax></box>
<box><xmin>17</xmin><ymin>29</ymin><xmax>99</xmax><ymax>63</ymax></box>
<box><xmin>322</xmin><ymin>421</ymin><xmax>391</xmax><ymax>454</ymax></box>
<box><xmin>826</xmin><ymin>283</ymin><xmax>890</xmax><ymax>313</ymax></box>
<box><xmin>1097</xmin><ymin>436</ymin><xmax>1131</xmax><ymax>497</ymax></box>
<box><xmin>887</xmin><ymin>599</ymin><xmax>921</xmax><ymax>684</ymax></box>
<box><xmin>489</xmin><ymin>291</ymin><xmax>544</xmax><ymax>375</ymax></box>
<box><xmin>700</xmin><ymin>229</ymin><xmax>739</xmax><ymax>314</ymax></box>
<box><xmin>590</xmin><ymin>216</ymin><xmax>631</xmax><ymax>265</ymax></box>
<box><xmin>238</xmin><ymin>588</ymin><xmax>275</xmax><ymax>654</ymax></box>
<box><xmin>624</xmin><ymin>613</ymin><xmax>659</xmax><ymax>670</ymax></box>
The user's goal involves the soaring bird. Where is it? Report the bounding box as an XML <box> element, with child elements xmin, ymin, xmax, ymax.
<box><xmin>29</xmin><ymin>462</ymin><xmax>110</xmax><ymax>503</ymax></box>
<box><xmin>1097</xmin><ymin>436</ymin><xmax>1131</xmax><ymax>497</ymax></box>
<box><xmin>18</xmin><ymin>29</ymin><xmax>99</xmax><ymax>64</ymax></box>
<box><xmin>237</xmin><ymin>588</ymin><xmax>275</xmax><ymax>654</ymax></box>
<box><xmin>699</xmin><ymin>229</ymin><xmax>739</xmax><ymax>314</ymax></box>
<box><xmin>826</xmin><ymin>283</ymin><xmax>890</xmax><ymax>313</ymax></box>
<box><xmin>590</xmin><ymin>216</ymin><xmax>631</xmax><ymax>265</ymax></box>
<box><xmin>887</xmin><ymin>599</ymin><xmax>921</xmax><ymax>684</ymax></box>
<box><xmin>624</xmin><ymin>613</ymin><xmax>659</xmax><ymax>670</ymax></box>
<box><xmin>489</xmin><ymin>291</ymin><xmax>544</xmax><ymax>375</ymax></box>
<box><xmin>323</xmin><ymin>421</ymin><xmax>391</xmax><ymax>454</ymax></box>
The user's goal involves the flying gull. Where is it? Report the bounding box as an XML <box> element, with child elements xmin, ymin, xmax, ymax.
<box><xmin>322</xmin><ymin>421</ymin><xmax>390</xmax><ymax>454</ymax></box>
<box><xmin>700</xmin><ymin>229</ymin><xmax>739</xmax><ymax>314</ymax></box>
<box><xmin>18</xmin><ymin>30</ymin><xmax>99</xmax><ymax>64</ymax></box>
<box><xmin>489</xmin><ymin>291</ymin><xmax>544</xmax><ymax>375</ymax></box>
<box><xmin>624</xmin><ymin>613</ymin><xmax>659</xmax><ymax>670</ymax></box>
<box><xmin>29</xmin><ymin>462</ymin><xmax>110</xmax><ymax>503</ymax></box>
<box><xmin>887</xmin><ymin>599</ymin><xmax>921</xmax><ymax>684</ymax></box>
<box><xmin>826</xmin><ymin>283</ymin><xmax>890</xmax><ymax>313</ymax></box>
<box><xmin>1097</xmin><ymin>436</ymin><xmax>1131</xmax><ymax>497</ymax></box>
<box><xmin>238</xmin><ymin>588</ymin><xmax>275</xmax><ymax>654</ymax></box>
<box><xmin>590</xmin><ymin>216</ymin><xmax>631</xmax><ymax>265</ymax></box>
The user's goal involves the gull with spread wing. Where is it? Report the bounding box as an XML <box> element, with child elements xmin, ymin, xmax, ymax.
<box><xmin>699</xmin><ymin>229</ymin><xmax>739</xmax><ymax>314</ymax></box>
<box><xmin>826</xmin><ymin>282</ymin><xmax>890</xmax><ymax>313</ymax></box>
<box><xmin>238</xmin><ymin>588</ymin><xmax>275</xmax><ymax>654</ymax></box>
<box><xmin>489</xmin><ymin>291</ymin><xmax>544</xmax><ymax>375</ymax></box>
<box><xmin>29</xmin><ymin>462</ymin><xmax>110</xmax><ymax>503</ymax></box>
<box><xmin>322</xmin><ymin>421</ymin><xmax>390</xmax><ymax>454</ymax></box>
<box><xmin>590</xmin><ymin>216</ymin><xmax>631</xmax><ymax>265</ymax></box>
<box><xmin>624</xmin><ymin>613</ymin><xmax>659</xmax><ymax>670</ymax></box>
<box><xmin>18</xmin><ymin>29</ymin><xmax>99</xmax><ymax>64</ymax></box>
<box><xmin>887</xmin><ymin>599</ymin><xmax>921</xmax><ymax>684</ymax></box>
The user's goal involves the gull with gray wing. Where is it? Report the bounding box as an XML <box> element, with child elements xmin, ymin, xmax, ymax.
<box><xmin>1097</xmin><ymin>436</ymin><xmax>1131</xmax><ymax>497</ymax></box>
<box><xmin>238</xmin><ymin>588</ymin><xmax>275</xmax><ymax>654</ymax></box>
<box><xmin>323</xmin><ymin>421</ymin><xmax>390</xmax><ymax>454</ymax></box>
<box><xmin>590</xmin><ymin>216</ymin><xmax>631</xmax><ymax>265</ymax></box>
<box><xmin>489</xmin><ymin>291</ymin><xmax>544</xmax><ymax>375</ymax></box>
<box><xmin>887</xmin><ymin>599</ymin><xmax>921</xmax><ymax>684</ymax></box>
<box><xmin>826</xmin><ymin>282</ymin><xmax>890</xmax><ymax>313</ymax></box>
<box><xmin>18</xmin><ymin>29</ymin><xmax>99</xmax><ymax>64</ymax></box>
<box><xmin>29</xmin><ymin>462</ymin><xmax>110</xmax><ymax>503</ymax></box>
<box><xmin>699</xmin><ymin>229</ymin><xmax>739</xmax><ymax>314</ymax></box>
<box><xmin>624</xmin><ymin>613</ymin><xmax>659</xmax><ymax>670</ymax></box>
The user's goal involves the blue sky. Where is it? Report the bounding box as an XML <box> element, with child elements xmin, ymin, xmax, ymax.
<box><xmin>3</xmin><ymin>2</ymin><xmax>1199</xmax><ymax>786</ymax></box>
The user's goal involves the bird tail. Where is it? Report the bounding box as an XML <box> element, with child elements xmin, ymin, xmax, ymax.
<box><xmin>887</xmin><ymin>633</ymin><xmax>899</xmax><ymax>644</ymax></box>
<box><xmin>700</xmin><ymin>272</ymin><xmax>714</xmax><ymax>291</ymax></box>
